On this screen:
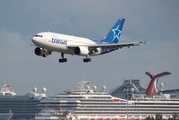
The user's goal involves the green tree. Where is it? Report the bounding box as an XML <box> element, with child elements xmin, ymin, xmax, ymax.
<box><xmin>156</xmin><ymin>113</ymin><xmax>162</xmax><ymax>120</ymax></box>
<box><xmin>146</xmin><ymin>115</ymin><xmax>155</xmax><ymax>120</ymax></box>
<box><xmin>152</xmin><ymin>116</ymin><xmax>155</xmax><ymax>120</ymax></box>
<box><xmin>172</xmin><ymin>113</ymin><xmax>178</xmax><ymax>120</ymax></box>
<box><xmin>146</xmin><ymin>115</ymin><xmax>152</xmax><ymax>120</ymax></box>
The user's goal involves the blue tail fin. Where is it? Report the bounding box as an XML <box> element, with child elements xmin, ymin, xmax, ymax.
<box><xmin>101</xmin><ymin>18</ymin><xmax>125</xmax><ymax>44</ymax></box>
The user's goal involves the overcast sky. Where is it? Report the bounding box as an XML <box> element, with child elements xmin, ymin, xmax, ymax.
<box><xmin>0</xmin><ymin>1</ymin><xmax>179</xmax><ymax>95</ymax></box>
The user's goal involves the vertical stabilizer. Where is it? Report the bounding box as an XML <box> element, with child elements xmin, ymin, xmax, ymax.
<box><xmin>145</xmin><ymin>71</ymin><xmax>171</xmax><ymax>96</ymax></box>
<box><xmin>101</xmin><ymin>18</ymin><xmax>125</xmax><ymax>44</ymax></box>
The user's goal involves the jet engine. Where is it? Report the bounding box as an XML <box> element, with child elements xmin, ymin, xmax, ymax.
<box><xmin>34</xmin><ymin>47</ymin><xmax>43</xmax><ymax>56</ymax></box>
<box><xmin>34</xmin><ymin>47</ymin><xmax>51</xmax><ymax>57</ymax></box>
<box><xmin>74</xmin><ymin>46</ymin><xmax>89</xmax><ymax>56</ymax></box>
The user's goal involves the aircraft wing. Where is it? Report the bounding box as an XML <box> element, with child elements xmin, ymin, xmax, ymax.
<box><xmin>67</xmin><ymin>41</ymin><xmax>146</xmax><ymax>50</ymax></box>
<box><xmin>88</xmin><ymin>41</ymin><xmax>145</xmax><ymax>49</ymax></box>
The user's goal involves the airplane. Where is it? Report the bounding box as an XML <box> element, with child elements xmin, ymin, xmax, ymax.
<box><xmin>31</xmin><ymin>18</ymin><xmax>146</xmax><ymax>63</ymax></box>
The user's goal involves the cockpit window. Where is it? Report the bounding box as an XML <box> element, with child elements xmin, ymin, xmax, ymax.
<box><xmin>34</xmin><ymin>35</ymin><xmax>43</xmax><ymax>37</ymax></box>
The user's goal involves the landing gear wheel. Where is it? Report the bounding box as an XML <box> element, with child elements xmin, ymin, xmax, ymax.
<box><xmin>88</xmin><ymin>58</ymin><xmax>92</xmax><ymax>62</ymax></box>
<box><xmin>83</xmin><ymin>58</ymin><xmax>86</xmax><ymax>62</ymax></box>
<box><xmin>59</xmin><ymin>59</ymin><xmax>62</xmax><ymax>63</ymax></box>
<box><xmin>59</xmin><ymin>58</ymin><xmax>67</xmax><ymax>63</ymax></box>
<box><xmin>83</xmin><ymin>58</ymin><xmax>92</xmax><ymax>63</ymax></box>
<box><xmin>64</xmin><ymin>58</ymin><xmax>67</xmax><ymax>62</ymax></box>
<box><xmin>42</xmin><ymin>54</ymin><xmax>46</xmax><ymax>57</ymax></box>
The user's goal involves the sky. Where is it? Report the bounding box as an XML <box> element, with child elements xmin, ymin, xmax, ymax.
<box><xmin>0</xmin><ymin>1</ymin><xmax>179</xmax><ymax>95</ymax></box>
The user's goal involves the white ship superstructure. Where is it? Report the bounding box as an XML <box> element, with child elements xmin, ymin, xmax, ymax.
<box><xmin>35</xmin><ymin>81</ymin><xmax>179</xmax><ymax>120</ymax></box>
<box><xmin>0</xmin><ymin>81</ymin><xmax>47</xmax><ymax>120</ymax></box>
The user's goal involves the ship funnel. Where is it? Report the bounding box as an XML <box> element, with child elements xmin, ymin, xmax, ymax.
<box><xmin>145</xmin><ymin>71</ymin><xmax>171</xmax><ymax>96</ymax></box>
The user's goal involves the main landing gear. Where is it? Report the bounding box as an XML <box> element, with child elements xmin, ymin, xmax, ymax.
<box><xmin>83</xmin><ymin>55</ymin><xmax>92</xmax><ymax>63</ymax></box>
<box><xmin>59</xmin><ymin>53</ymin><xmax>67</xmax><ymax>63</ymax></box>
<box><xmin>58</xmin><ymin>54</ymin><xmax>92</xmax><ymax>63</ymax></box>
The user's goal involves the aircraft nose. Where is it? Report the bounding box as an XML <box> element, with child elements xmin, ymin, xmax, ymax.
<box><xmin>31</xmin><ymin>37</ymin><xmax>34</xmax><ymax>42</ymax></box>
<box><xmin>31</xmin><ymin>37</ymin><xmax>37</xmax><ymax>44</ymax></box>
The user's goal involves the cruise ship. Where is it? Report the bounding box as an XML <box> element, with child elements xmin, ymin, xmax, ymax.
<box><xmin>0</xmin><ymin>81</ymin><xmax>47</xmax><ymax>120</ymax></box>
<box><xmin>0</xmin><ymin>112</ymin><xmax>13</xmax><ymax>120</ymax></box>
<box><xmin>35</xmin><ymin>78</ymin><xmax>179</xmax><ymax>120</ymax></box>
<box><xmin>110</xmin><ymin>71</ymin><xmax>179</xmax><ymax>99</ymax></box>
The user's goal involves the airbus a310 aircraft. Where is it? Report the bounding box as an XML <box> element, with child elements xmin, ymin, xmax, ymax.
<box><xmin>31</xmin><ymin>18</ymin><xmax>146</xmax><ymax>63</ymax></box>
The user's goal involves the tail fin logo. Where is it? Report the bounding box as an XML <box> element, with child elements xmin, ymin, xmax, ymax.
<box><xmin>112</xmin><ymin>25</ymin><xmax>121</xmax><ymax>42</ymax></box>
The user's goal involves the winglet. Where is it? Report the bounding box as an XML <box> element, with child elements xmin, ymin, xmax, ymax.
<box><xmin>143</xmin><ymin>40</ymin><xmax>147</xmax><ymax>45</ymax></box>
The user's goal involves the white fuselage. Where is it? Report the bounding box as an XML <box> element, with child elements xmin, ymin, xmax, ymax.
<box><xmin>32</xmin><ymin>32</ymin><xmax>102</xmax><ymax>56</ymax></box>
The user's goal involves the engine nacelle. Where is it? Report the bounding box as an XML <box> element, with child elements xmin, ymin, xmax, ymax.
<box><xmin>34</xmin><ymin>47</ymin><xmax>51</xmax><ymax>57</ymax></box>
<box><xmin>74</xmin><ymin>46</ymin><xmax>89</xmax><ymax>56</ymax></box>
<box><xmin>34</xmin><ymin>47</ymin><xmax>43</xmax><ymax>56</ymax></box>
